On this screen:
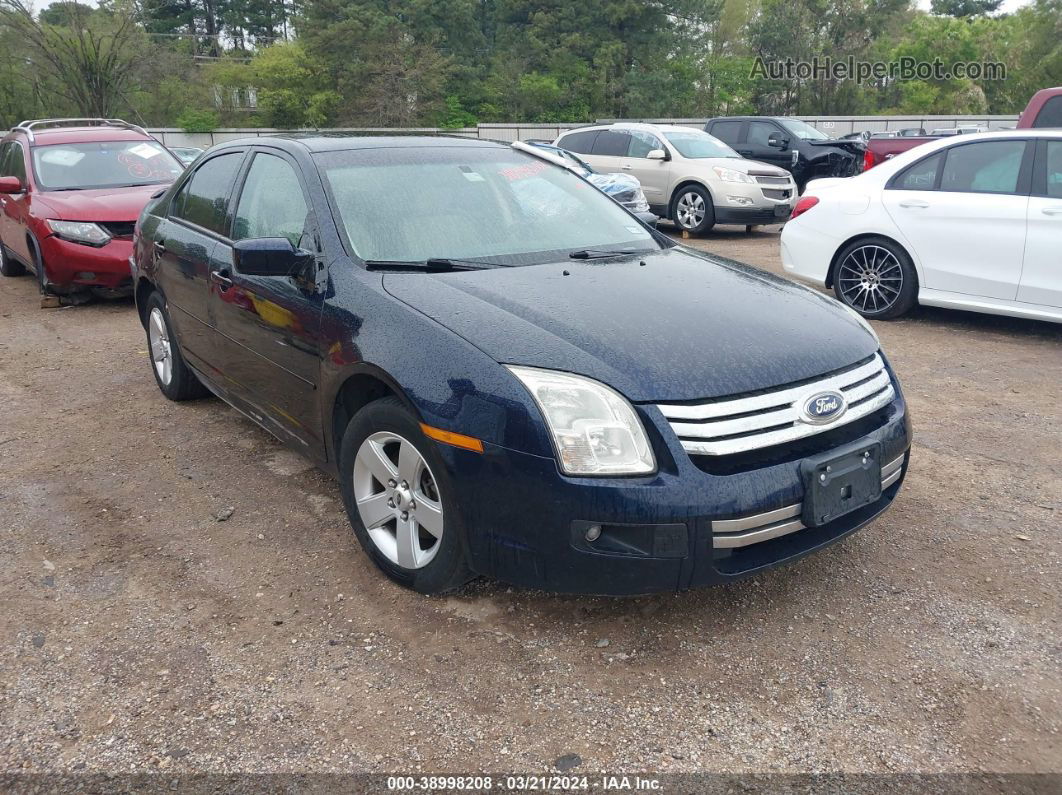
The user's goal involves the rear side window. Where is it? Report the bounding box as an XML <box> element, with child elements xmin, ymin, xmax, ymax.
<box><xmin>171</xmin><ymin>152</ymin><xmax>243</xmax><ymax>236</ymax></box>
<box><xmin>709</xmin><ymin>121</ymin><xmax>743</xmax><ymax>144</ymax></box>
<box><xmin>233</xmin><ymin>153</ymin><xmax>309</xmax><ymax>248</ymax></box>
<box><xmin>557</xmin><ymin>130</ymin><xmax>598</xmax><ymax>155</ymax></box>
<box><xmin>1045</xmin><ymin>141</ymin><xmax>1062</xmax><ymax>199</ymax></box>
<box><xmin>939</xmin><ymin>141</ymin><xmax>1026</xmax><ymax>194</ymax></box>
<box><xmin>1032</xmin><ymin>96</ymin><xmax>1062</xmax><ymax>129</ymax></box>
<box><xmin>592</xmin><ymin>131</ymin><xmax>631</xmax><ymax>156</ymax></box>
<box><xmin>891</xmin><ymin>152</ymin><xmax>943</xmax><ymax>190</ymax></box>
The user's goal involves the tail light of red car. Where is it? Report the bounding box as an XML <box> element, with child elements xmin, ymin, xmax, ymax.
<box><xmin>790</xmin><ymin>196</ymin><xmax>819</xmax><ymax>220</ymax></box>
<box><xmin>863</xmin><ymin>148</ymin><xmax>878</xmax><ymax>171</ymax></box>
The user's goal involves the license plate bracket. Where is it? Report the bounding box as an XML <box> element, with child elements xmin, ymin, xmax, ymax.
<box><xmin>801</xmin><ymin>440</ymin><xmax>883</xmax><ymax>527</ymax></box>
<box><xmin>774</xmin><ymin>204</ymin><xmax>791</xmax><ymax>217</ymax></box>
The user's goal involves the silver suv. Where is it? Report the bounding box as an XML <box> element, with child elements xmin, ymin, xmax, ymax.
<box><xmin>554</xmin><ymin>123</ymin><xmax>797</xmax><ymax>234</ymax></box>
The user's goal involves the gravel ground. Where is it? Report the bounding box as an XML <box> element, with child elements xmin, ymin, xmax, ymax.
<box><xmin>0</xmin><ymin>226</ymin><xmax>1059</xmax><ymax>778</ymax></box>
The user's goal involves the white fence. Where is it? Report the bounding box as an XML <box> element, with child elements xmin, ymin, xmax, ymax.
<box><xmin>149</xmin><ymin>115</ymin><xmax>1021</xmax><ymax>149</ymax></box>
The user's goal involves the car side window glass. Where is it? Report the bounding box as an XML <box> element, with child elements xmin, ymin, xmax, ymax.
<box><xmin>1046</xmin><ymin>141</ymin><xmax>1062</xmax><ymax>199</ymax></box>
<box><xmin>939</xmin><ymin>141</ymin><xmax>1026</xmax><ymax>195</ymax></box>
<box><xmin>592</xmin><ymin>131</ymin><xmax>632</xmax><ymax>157</ymax></box>
<box><xmin>171</xmin><ymin>152</ymin><xmax>243</xmax><ymax>236</ymax></box>
<box><xmin>0</xmin><ymin>143</ymin><xmax>10</xmax><ymax>177</ymax></box>
<box><xmin>747</xmin><ymin>121</ymin><xmax>778</xmax><ymax>148</ymax></box>
<box><xmin>891</xmin><ymin>152</ymin><xmax>943</xmax><ymax>191</ymax></box>
<box><xmin>1032</xmin><ymin>96</ymin><xmax>1062</xmax><ymax>129</ymax></box>
<box><xmin>8</xmin><ymin>143</ymin><xmax>26</xmax><ymax>183</ymax></box>
<box><xmin>627</xmin><ymin>130</ymin><xmax>663</xmax><ymax>158</ymax></box>
<box><xmin>557</xmin><ymin>130</ymin><xmax>598</xmax><ymax>155</ymax></box>
<box><xmin>233</xmin><ymin>153</ymin><xmax>309</xmax><ymax>248</ymax></box>
<box><xmin>710</xmin><ymin>121</ymin><xmax>743</xmax><ymax>144</ymax></box>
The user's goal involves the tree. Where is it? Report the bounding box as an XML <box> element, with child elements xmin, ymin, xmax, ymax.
<box><xmin>930</xmin><ymin>0</ymin><xmax>1003</xmax><ymax>18</ymax></box>
<box><xmin>0</xmin><ymin>0</ymin><xmax>148</xmax><ymax>118</ymax></box>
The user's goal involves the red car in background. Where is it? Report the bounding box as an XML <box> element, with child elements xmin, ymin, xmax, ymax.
<box><xmin>0</xmin><ymin>119</ymin><xmax>184</xmax><ymax>298</ymax></box>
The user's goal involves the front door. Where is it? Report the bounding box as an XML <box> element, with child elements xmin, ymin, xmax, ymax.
<box><xmin>743</xmin><ymin>120</ymin><xmax>793</xmax><ymax>172</ymax></box>
<box><xmin>155</xmin><ymin>149</ymin><xmax>247</xmax><ymax>370</ymax></box>
<box><xmin>1018</xmin><ymin>139</ymin><xmax>1062</xmax><ymax>308</ymax></box>
<box><xmin>207</xmin><ymin>149</ymin><xmax>324</xmax><ymax>451</ymax></box>
<box><xmin>0</xmin><ymin>141</ymin><xmax>34</xmax><ymax>265</ymax></box>
<box><xmin>882</xmin><ymin>139</ymin><xmax>1031</xmax><ymax>300</ymax></box>
<box><xmin>624</xmin><ymin>129</ymin><xmax>671</xmax><ymax>207</ymax></box>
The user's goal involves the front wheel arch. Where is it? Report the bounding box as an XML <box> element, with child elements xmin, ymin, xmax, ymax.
<box><xmin>829</xmin><ymin>234</ymin><xmax>919</xmax><ymax>319</ymax></box>
<box><xmin>827</xmin><ymin>233</ymin><xmax>919</xmax><ymax>289</ymax></box>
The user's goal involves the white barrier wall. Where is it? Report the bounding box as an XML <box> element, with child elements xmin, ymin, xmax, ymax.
<box><xmin>149</xmin><ymin>115</ymin><xmax>1022</xmax><ymax>148</ymax></box>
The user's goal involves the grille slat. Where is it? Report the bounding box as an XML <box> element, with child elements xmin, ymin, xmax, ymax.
<box><xmin>99</xmin><ymin>221</ymin><xmax>136</xmax><ymax>238</ymax></box>
<box><xmin>656</xmin><ymin>354</ymin><xmax>895</xmax><ymax>456</ymax></box>
<box><xmin>754</xmin><ymin>175</ymin><xmax>790</xmax><ymax>186</ymax></box>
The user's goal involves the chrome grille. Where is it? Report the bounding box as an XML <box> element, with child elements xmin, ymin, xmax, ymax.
<box><xmin>656</xmin><ymin>353</ymin><xmax>895</xmax><ymax>456</ymax></box>
<box><xmin>711</xmin><ymin>454</ymin><xmax>905</xmax><ymax>548</ymax></box>
<box><xmin>753</xmin><ymin>175</ymin><xmax>790</xmax><ymax>186</ymax></box>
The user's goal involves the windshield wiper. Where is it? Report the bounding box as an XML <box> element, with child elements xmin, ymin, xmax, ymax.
<box><xmin>568</xmin><ymin>248</ymin><xmax>640</xmax><ymax>260</ymax></box>
<box><xmin>364</xmin><ymin>258</ymin><xmax>493</xmax><ymax>272</ymax></box>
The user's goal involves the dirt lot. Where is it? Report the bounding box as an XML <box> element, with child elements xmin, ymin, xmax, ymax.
<box><xmin>1</xmin><ymin>225</ymin><xmax>1059</xmax><ymax>779</ymax></box>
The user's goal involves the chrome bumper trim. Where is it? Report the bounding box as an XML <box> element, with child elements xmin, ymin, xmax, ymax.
<box><xmin>711</xmin><ymin>453</ymin><xmax>906</xmax><ymax>549</ymax></box>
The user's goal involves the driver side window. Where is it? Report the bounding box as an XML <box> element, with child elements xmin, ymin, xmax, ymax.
<box><xmin>627</xmin><ymin>130</ymin><xmax>663</xmax><ymax>158</ymax></box>
<box><xmin>233</xmin><ymin>153</ymin><xmax>309</xmax><ymax>249</ymax></box>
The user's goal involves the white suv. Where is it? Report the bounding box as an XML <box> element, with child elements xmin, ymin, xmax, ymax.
<box><xmin>554</xmin><ymin>123</ymin><xmax>797</xmax><ymax>234</ymax></box>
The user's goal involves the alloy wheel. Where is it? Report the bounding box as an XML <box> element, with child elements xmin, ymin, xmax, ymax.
<box><xmin>675</xmin><ymin>191</ymin><xmax>705</xmax><ymax>229</ymax></box>
<box><xmin>837</xmin><ymin>245</ymin><xmax>903</xmax><ymax>314</ymax></box>
<box><xmin>148</xmin><ymin>307</ymin><xmax>173</xmax><ymax>385</ymax></box>
<box><xmin>353</xmin><ymin>431</ymin><xmax>444</xmax><ymax>570</ymax></box>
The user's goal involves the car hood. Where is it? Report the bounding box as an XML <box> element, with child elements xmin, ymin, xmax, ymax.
<box><xmin>34</xmin><ymin>184</ymin><xmax>166</xmax><ymax>222</ymax></box>
<box><xmin>383</xmin><ymin>247</ymin><xmax>879</xmax><ymax>402</ymax></box>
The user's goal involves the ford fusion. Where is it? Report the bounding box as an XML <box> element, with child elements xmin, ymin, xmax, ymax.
<box><xmin>131</xmin><ymin>135</ymin><xmax>911</xmax><ymax>595</ymax></box>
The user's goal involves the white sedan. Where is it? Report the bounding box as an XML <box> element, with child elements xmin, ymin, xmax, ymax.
<box><xmin>780</xmin><ymin>130</ymin><xmax>1062</xmax><ymax>323</ymax></box>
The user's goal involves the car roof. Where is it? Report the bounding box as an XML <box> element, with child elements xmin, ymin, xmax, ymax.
<box><xmin>214</xmin><ymin>134</ymin><xmax>510</xmax><ymax>154</ymax></box>
<box><xmin>11</xmin><ymin>127</ymin><xmax>152</xmax><ymax>146</ymax></box>
<box><xmin>562</xmin><ymin>122</ymin><xmax>707</xmax><ymax>135</ymax></box>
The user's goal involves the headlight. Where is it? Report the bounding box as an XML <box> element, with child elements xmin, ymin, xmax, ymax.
<box><xmin>507</xmin><ymin>366</ymin><xmax>656</xmax><ymax>476</ymax></box>
<box><xmin>712</xmin><ymin>166</ymin><xmax>755</xmax><ymax>184</ymax></box>
<box><xmin>626</xmin><ymin>188</ymin><xmax>650</xmax><ymax>213</ymax></box>
<box><xmin>46</xmin><ymin>220</ymin><xmax>111</xmax><ymax>247</ymax></box>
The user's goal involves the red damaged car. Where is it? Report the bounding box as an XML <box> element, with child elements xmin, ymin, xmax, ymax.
<box><xmin>0</xmin><ymin>119</ymin><xmax>184</xmax><ymax>298</ymax></box>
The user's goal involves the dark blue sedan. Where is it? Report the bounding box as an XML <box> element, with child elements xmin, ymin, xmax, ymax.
<box><xmin>131</xmin><ymin>135</ymin><xmax>911</xmax><ymax>595</ymax></box>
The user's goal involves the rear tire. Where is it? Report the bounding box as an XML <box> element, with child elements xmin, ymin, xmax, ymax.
<box><xmin>671</xmin><ymin>185</ymin><xmax>715</xmax><ymax>235</ymax></box>
<box><xmin>0</xmin><ymin>242</ymin><xmax>26</xmax><ymax>277</ymax></box>
<box><xmin>338</xmin><ymin>396</ymin><xmax>474</xmax><ymax>595</ymax></box>
<box><xmin>144</xmin><ymin>291</ymin><xmax>209</xmax><ymax>401</ymax></box>
<box><xmin>832</xmin><ymin>236</ymin><xmax>918</xmax><ymax>320</ymax></box>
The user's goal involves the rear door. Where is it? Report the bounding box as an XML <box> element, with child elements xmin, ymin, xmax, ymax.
<box><xmin>706</xmin><ymin>120</ymin><xmax>744</xmax><ymax>150</ymax></box>
<box><xmin>581</xmin><ymin>130</ymin><xmax>632</xmax><ymax>176</ymax></box>
<box><xmin>154</xmin><ymin>149</ymin><xmax>247</xmax><ymax>371</ymax></box>
<box><xmin>882</xmin><ymin>139</ymin><xmax>1032</xmax><ymax>300</ymax></box>
<box><xmin>207</xmin><ymin>148</ymin><xmax>324</xmax><ymax>450</ymax></box>
<box><xmin>1018</xmin><ymin>139</ymin><xmax>1062</xmax><ymax>307</ymax></box>
<box><xmin>624</xmin><ymin>129</ymin><xmax>670</xmax><ymax>206</ymax></box>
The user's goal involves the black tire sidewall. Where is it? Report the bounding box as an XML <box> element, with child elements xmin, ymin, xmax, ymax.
<box><xmin>144</xmin><ymin>291</ymin><xmax>206</xmax><ymax>401</ymax></box>
<box><xmin>672</xmin><ymin>185</ymin><xmax>715</xmax><ymax>234</ymax></box>
<box><xmin>833</xmin><ymin>237</ymin><xmax>918</xmax><ymax>320</ymax></box>
<box><xmin>338</xmin><ymin>397</ymin><xmax>472</xmax><ymax>595</ymax></box>
<box><xmin>0</xmin><ymin>241</ymin><xmax>26</xmax><ymax>277</ymax></box>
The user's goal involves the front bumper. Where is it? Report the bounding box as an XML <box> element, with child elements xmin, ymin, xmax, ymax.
<box><xmin>438</xmin><ymin>387</ymin><xmax>911</xmax><ymax>595</ymax></box>
<box><xmin>39</xmin><ymin>234</ymin><xmax>134</xmax><ymax>292</ymax></box>
<box><xmin>715</xmin><ymin>205</ymin><xmax>793</xmax><ymax>225</ymax></box>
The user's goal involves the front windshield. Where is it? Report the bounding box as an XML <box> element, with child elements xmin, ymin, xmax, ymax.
<box><xmin>663</xmin><ymin>130</ymin><xmax>739</xmax><ymax>159</ymax></box>
<box><xmin>778</xmin><ymin>119</ymin><xmax>831</xmax><ymax>141</ymax></box>
<box><xmin>316</xmin><ymin>147</ymin><xmax>660</xmax><ymax>266</ymax></box>
<box><xmin>33</xmin><ymin>140</ymin><xmax>183</xmax><ymax>191</ymax></box>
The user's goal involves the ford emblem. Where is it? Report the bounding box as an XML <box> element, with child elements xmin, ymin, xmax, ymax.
<box><xmin>802</xmin><ymin>391</ymin><xmax>846</xmax><ymax>424</ymax></box>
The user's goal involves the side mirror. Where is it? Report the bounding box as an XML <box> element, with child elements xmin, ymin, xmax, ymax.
<box><xmin>646</xmin><ymin>148</ymin><xmax>668</xmax><ymax>161</ymax></box>
<box><xmin>0</xmin><ymin>176</ymin><xmax>24</xmax><ymax>194</ymax></box>
<box><xmin>767</xmin><ymin>132</ymin><xmax>789</xmax><ymax>149</ymax></box>
<box><xmin>233</xmin><ymin>237</ymin><xmax>313</xmax><ymax>277</ymax></box>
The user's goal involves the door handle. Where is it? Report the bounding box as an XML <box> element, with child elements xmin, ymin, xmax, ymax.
<box><xmin>899</xmin><ymin>200</ymin><xmax>930</xmax><ymax>209</ymax></box>
<box><xmin>621</xmin><ymin>163</ymin><xmax>633</xmax><ymax>170</ymax></box>
<box><xmin>1042</xmin><ymin>207</ymin><xmax>1062</xmax><ymax>216</ymax></box>
<box><xmin>210</xmin><ymin>268</ymin><xmax>233</xmax><ymax>288</ymax></box>
<box><xmin>737</xmin><ymin>149</ymin><xmax>752</xmax><ymax>156</ymax></box>
<box><xmin>153</xmin><ymin>240</ymin><xmax>167</xmax><ymax>253</ymax></box>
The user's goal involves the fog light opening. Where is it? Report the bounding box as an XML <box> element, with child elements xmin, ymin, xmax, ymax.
<box><xmin>585</xmin><ymin>524</ymin><xmax>602</xmax><ymax>543</ymax></box>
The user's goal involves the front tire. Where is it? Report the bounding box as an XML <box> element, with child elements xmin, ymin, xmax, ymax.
<box><xmin>671</xmin><ymin>185</ymin><xmax>715</xmax><ymax>235</ymax></box>
<box><xmin>832</xmin><ymin>237</ymin><xmax>918</xmax><ymax>320</ymax></box>
<box><xmin>144</xmin><ymin>291</ymin><xmax>208</xmax><ymax>400</ymax></box>
<box><xmin>338</xmin><ymin>397</ymin><xmax>474</xmax><ymax>594</ymax></box>
<box><xmin>0</xmin><ymin>242</ymin><xmax>26</xmax><ymax>277</ymax></box>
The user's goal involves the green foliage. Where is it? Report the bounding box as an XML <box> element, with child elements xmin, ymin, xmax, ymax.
<box><xmin>930</xmin><ymin>0</ymin><xmax>1003</xmax><ymax>18</ymax></box>
<box><xmin>440</xmin><ymin>96</ymin><xmax>477</xmax><ymax>129</ymax></box>
<box><xmin>175</xmin><ymin>108</ymin><xmax>220</xmax><ymax>132</ymax></box>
